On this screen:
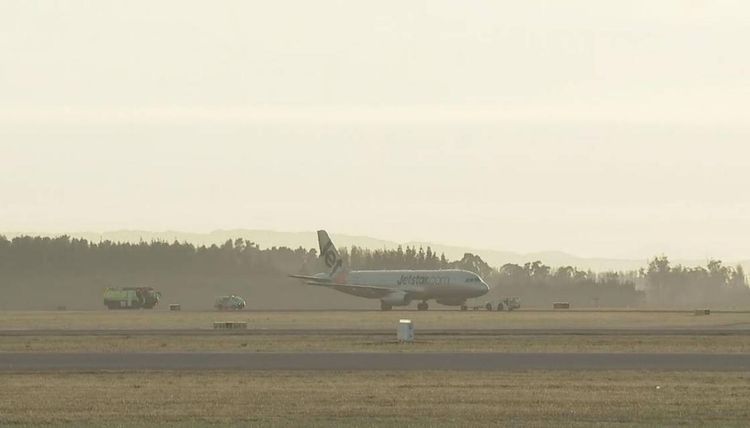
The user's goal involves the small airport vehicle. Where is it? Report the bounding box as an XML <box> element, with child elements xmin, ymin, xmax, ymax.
<box><xmin>214</xmin><ymin>295</ymin><xmax>246</xmax><ymax>311</ymax></box>
<box><xmin>496</xmin><ymin>297</ymin><xmax>521</xmax><ymax>311</ymax></box>
<box><xmin>104</xmin><ymin>287</ymin><xmax>161</xmax><ymax>310</ymax></box>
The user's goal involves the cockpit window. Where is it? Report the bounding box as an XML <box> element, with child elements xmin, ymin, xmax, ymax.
<box><xmin>466</xmin><ymin>277</ymin><xmax>480</xmax><ymax>282</ymax></box>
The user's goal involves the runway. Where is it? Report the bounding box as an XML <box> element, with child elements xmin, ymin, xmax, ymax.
<box><xmin>3</xmin><ymin>352</ymin><xmax>750</xmax><ymax>371</ymax></box>
<box><xmin>3</xmin><ymin>327</ymin><xmax>750</xmax><ymax>337</ymax></box>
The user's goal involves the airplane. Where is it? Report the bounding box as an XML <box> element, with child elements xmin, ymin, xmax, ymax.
<box><xmin>290</xmin><ymin>230</ymin><xmax>490</xmax><ymax>311</ymax></box>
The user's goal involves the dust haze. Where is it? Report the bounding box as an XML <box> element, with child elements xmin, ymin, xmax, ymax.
<box><xmin>2</xmin><ymin>1</ymin><xmax>749</xmax><ymax>309</ymax></box>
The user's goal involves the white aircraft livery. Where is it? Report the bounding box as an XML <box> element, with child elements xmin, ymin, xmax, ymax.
<box><xmin>290</xmin><ymin>230</ymin><xmax>490</xmax><ymax>311</ymax></box>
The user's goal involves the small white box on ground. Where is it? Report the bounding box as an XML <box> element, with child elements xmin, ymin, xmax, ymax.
<box><xmin>397</xmin><ymin>319</ymin><xmax>414</xmax><ymax>342</ymax></box>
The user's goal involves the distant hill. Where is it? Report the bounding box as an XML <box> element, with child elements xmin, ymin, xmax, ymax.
<box><xmin>2</xmin><ymin>229</ymin><xmax>742</xmax><ymax>272</ymax></box>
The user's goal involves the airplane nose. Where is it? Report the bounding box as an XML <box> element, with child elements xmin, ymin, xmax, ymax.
<box><xmin>478</xmin><ymin>282</ymin><xmax>489</xmax><ymax>296</ymax></box>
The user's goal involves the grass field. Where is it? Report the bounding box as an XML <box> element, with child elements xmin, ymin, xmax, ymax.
<box><xmin>5</xmin><ymin>334</ymin><xmax>750</xmax><ymax>354</ymax></box>
<box><xmin>1</xmin><ymin>370</ymin><xmax>749</xmax><ymax>426</ymax></box>
<box><xmin>4</xmin><ymin>310</ymin><xmax>750</xmax><ymax>426</ymax></box>
<box><xmin>2</xmin><ymin>309</ymin><xmax>749</xmax><ymax>330</ymax></box>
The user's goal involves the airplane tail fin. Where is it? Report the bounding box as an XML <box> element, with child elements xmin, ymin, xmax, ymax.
<box><xmin>318</xmin><ymin>230</ymin><xmax>345</xmax><ymax>277</ymax></box>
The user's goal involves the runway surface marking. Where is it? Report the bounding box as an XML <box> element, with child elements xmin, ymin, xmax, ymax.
<box><xmin>3</xmin><ymin>352</ymin><xmax>750</xmax><ymax>371</ymax></box>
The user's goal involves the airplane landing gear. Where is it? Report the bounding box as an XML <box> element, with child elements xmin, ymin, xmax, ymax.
<box><xmin>380</xmin><ymin>301</ymin><xmax>392</xmax><ymax>311</ymax></box>
<box><xmin>460</xmin><ymin>305</ymin><xmax>468</xmax><ymax>311</ymax></box>
<box><xmin>417</xmin><ymin>301</ymin><xmax>429</xmax><ymax>311</ymax></box>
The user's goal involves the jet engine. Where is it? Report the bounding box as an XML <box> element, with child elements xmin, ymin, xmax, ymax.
<box><xmin>436</xmin><ymin>298</ymin><xmax>466</xmax><ymax>306</ymax></box>
<box><xmin>381</xmin><ymin>291</ymin><xmax>412</xmax><ymax>307</ymax></box>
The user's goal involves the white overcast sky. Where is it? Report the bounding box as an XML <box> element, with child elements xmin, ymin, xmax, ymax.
<box><xmin>1</xmin><ymin>1</ymin><xmax>749</xmax><ymax>260</ymax></box>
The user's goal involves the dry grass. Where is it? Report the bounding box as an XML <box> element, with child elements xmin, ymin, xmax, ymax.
<box><xmin>1</xmin><ymin>370</ymin><xmax>749</xmax><ymax>426</ymax></box>
<box><xmin>2</xmin><ymin>309</ymin><xmax>749</xmax><ymax>331</ymax></box>
<box><xmin>4</xmin><ymin>334</ymin><xmax>750</xmax><ymax>354</ymax></box>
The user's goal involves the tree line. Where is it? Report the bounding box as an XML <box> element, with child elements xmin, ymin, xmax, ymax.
<box><xmin>644</xmin><ymin>256</ymin><xmax>748</xmax><ymax>307</ymax></box>
<box><xmin>0</xmin><ymin>235</ymin><xmax>748</xmax><ymax>309</ymax></box>
<box><xmin>0</xmin><ymin>235</ymin><xmax>314</xmax><ymax>275</ymax></box>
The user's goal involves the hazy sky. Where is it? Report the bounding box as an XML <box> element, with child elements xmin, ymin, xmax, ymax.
<box><xmin>2</xmin><ymin>1</ymin><xmax>749</xmax><ymax>260</ymax></box>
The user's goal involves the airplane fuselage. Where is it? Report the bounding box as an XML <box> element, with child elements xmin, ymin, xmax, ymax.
<box><xmin>324</xmin><ymin>269</ymin><xmax>489</xmax><ymax>305</ymax></box>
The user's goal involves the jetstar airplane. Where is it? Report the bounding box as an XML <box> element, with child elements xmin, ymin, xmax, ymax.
<box><xmin>290</xmin><ymin>230</ymin><xmax>490</xmax><ymax>311</ymax></box>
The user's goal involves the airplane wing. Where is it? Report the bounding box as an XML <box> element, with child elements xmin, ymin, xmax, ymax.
<box><xmin>291</xmin><ymin>274</ymin><xmax>396</xmax><ymax>297</ymax></box>
<box><xmin>288</xmin><ymin>274</ymin><xmax>332</xmax><ymax>283</ymax></box>
<box><xmin>306</xmin><ymin>281</ymin><xmax>395</xmax><ymax>296</ymax></box>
